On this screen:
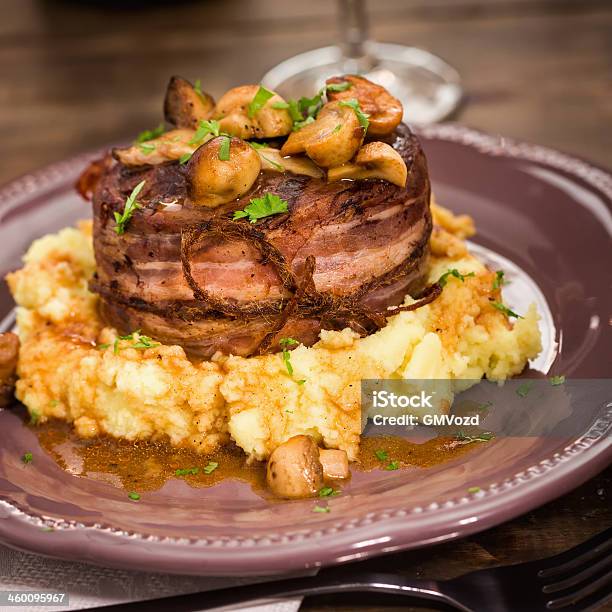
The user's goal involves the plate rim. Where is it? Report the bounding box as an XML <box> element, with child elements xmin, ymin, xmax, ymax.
<box><xmin>1</xmin><ymin>124</ymin><xmax>611</xmax><ymax>575</ymax></box>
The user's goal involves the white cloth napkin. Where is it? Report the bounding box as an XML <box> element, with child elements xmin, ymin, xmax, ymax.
<box><xmin>0</xmin><ymin>544</ymin><xmax>303</xmax><ymax>612</ymax></box>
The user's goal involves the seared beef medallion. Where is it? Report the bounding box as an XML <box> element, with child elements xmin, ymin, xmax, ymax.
<box><xmin>80</xmin><ymin>76</ymin><xmax>438</xmax><ymax>358</ymax></box>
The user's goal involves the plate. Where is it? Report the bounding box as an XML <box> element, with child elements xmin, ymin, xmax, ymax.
<box><xmin>0</xmin><ymin>125</ymin><xmax>610</xmax><ymax>576</ymax></box>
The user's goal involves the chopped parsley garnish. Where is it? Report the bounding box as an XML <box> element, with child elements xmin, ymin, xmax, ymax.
<box><xmin>375</xmin><ymin>449</ymin><xmax>389</xmax><ymax>461</ymax></box>
<box><xmin>550</xmin><ymin>375</ymin><xmax>566</xmax><ymax>386</ymax></box>
<box><xmin>492</xmin><ymin>270</ymin><xmax>506</xmax><ymax>290</ymax></box>
<box><xmin>203</xmin><ymin>461</ymin><xmax>219</xmax><ymax>475</ymax></box>
<box><xmin>248</xmin><ymin>85</ymin><xmax>275</xmax><ymax>118</ymax></box>
<box><xmin>138</xmin><ymin>143</ymin><xmax>155</xmax><ymax>155</ymax></box>
<box><xmin>218</xmin><ymin>135</ymin><xmax>231</xmax><ymax>161</ymax></box>
<box><xmin>319</xmin><ymin>486</ymin><xmax>339</xmax><ymax>498</ymax></box>
<box><xmin>332</xmin><ymin>124</ymin><xmax>342</xmax><ymax>134</ymax></box>
<box><xmin>338</xmin><ymin>99</ymin><xmax>370</xmax><ymax>129</ymax></box>
<box><xmin>30</xmin><ymin>410</ymin><xmax>41</xmax><ymax>425</ymax></box>
<box><xmin>233</xmin><ymin>193</ymin><xmax>289</xmax><ymax>224</ymax></box>
<box><xmin>194</xmin><ymin>78</ymin><xmax>205</xmax><ymax>101</ymax></box>
<box><xmin>468</xmin><ymin>486</ymin><xmax>481</xmax><ymax>494</ymax></box>
<box><xmin>128</xmin><ymin>491</ymin><xmax>141</xmax><ymax>501</ymax></box>
<box><xmin>175</xmin><ymin>467</ymin><xmax>200</xmax><ymax>477</ymax></box>
<box><xmin>113</xmin><ymin>180</ymin><xmax>145</xmax><ymax>235</ymax></box>
<box><xmin>516</xmin><ymin>382</ymin><xmax>533</xmax><ymax>398</ymax></box>
<box><xmin>279</xmin><ymin>337</ymin><xmax>299</xmax><ymax>377</ymax></box>
<box><xmin>274</xmin><ymin>82</ymin><xmax>352</xmax><ymax>131</ymax></box>
<box><xmin>113</xmin><ymin>330</ymin><xmax>160</xmax><ymax>353</ymax></box>
<box><xmin>490</xmin><ymin>301</ymin><xmax>523</xmax><ymax>319</ymax></box>
<box><xmin>438</xmin><ymin>268</ymin><xmax>476</xmax><ymax>288</ymax></box>
<box><xmin>456</xmin><ymin>431</ymin><xmax>495</xmax><ymax>443</ymax></box>
<box><xmin>22</xmin><ymin>452</ymin><xmax>33</xmax><ymax>464</ymax></box>
<box><xmin>385</xmin><ymin>460</ymin><xmax>400</xmax><ymax>471</ymax></box>
<box><xmin>135</xmin><ymin>123</ymin><xmax>164</xmax><ymax>144</ymax></box>
<box><xmin>313</xmin><ymin>505</ymin><xmax>330</xmax><ymax>513</ymax></box>
<box><xmin>326</xmin><ymin>81</ymin><xmax>353</xmax><ymax>92</ymax></box>
<box><xmin>188</xmin><ymin>118</ymin><xmax>221</xmax><ymax>145</ymax></box>
<box><xmin>248</xmin><ymin>141</ymin><xmax>267</xmax><ymax>150</ymax></box>
<box><xmin>96</xmin><ymin>343</ymin><xmax>110</xmax><ymax>350</ymax></box>
<box><xmin>179</xmin><ymin>152</ymin><xmax>192</xmax><ymax>165</ymax></box>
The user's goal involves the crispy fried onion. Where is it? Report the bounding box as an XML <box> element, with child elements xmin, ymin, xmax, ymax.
<box><xmin>175</xmin><ymin>215</ymin><xmax>441</xmax><ymax>352</ymax></box>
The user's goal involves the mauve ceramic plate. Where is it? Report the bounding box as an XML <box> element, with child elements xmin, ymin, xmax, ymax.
<box><xmin>0</xmin><ymin>125</ymin><xmax>610</xmax><ymax>576</ymax></box>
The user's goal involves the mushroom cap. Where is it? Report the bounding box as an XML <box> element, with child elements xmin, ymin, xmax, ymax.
<box><xmin>164</xmin><ymin>76</ymin><xmax>215</xmax><ymax>129</ymax></box>
<box><xmin>266</xmin><ymin>435</ymin><xmax>325</xmax><ymax>499</ymax></box>
<box><xmin>186</xmin><ymin>136</ymin><xmax>262</xmax><ymax>208</ymax></box>
<box><xmin>326</xmin><ymin>75</ymin><xmax>403</xmax><ymax>136</ymax></box>
<box><xmin>280</xmin><ymin>101</ymin><xmax>365</xmax><ymax>168</ymax></box>
<box><xmin>214</xmin><ymin>85</ymin><xmax>293</xmax><ymax>139</ymax></box>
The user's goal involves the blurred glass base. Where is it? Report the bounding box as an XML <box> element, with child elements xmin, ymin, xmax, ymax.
<box><xmin>261</xmin><ymin>42</ymin><xmax>463</xmax><ymax>126</ymax></box>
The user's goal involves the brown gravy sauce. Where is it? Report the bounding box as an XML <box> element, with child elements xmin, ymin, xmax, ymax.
<box><xmin>35</xmin><ymin>421</ymin><xmax>480</xmax><ymax>497</ymax></box>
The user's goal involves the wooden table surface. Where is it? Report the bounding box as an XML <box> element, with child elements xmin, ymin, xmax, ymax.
<box><xmin>1</xmin><ymin>0</ymin><xmax>611</xmax><ymax>609</ymax></box>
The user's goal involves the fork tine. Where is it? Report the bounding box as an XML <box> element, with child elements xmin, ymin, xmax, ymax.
<box><xmin>546</xmin><ymin>568</ymin><xmax>612</xmax><ymax>610</ymax></box>
<box><xmin>538</xmin><ymin>528</ymin><xmax>612</xmax><ymax>578</ymax></box>
<box><xmin>543</xmin><ymin>552</ymin><xmax>612</xmax><ymax>593</ymax></box>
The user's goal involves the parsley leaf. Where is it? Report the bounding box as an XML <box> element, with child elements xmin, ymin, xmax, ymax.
<box><xmin>326</xmin><ymin>81</ymin><xmax>352</xmax><ymax>92</ymax></box>
<box><xmin>233</xmin><ymin>193</ymin><xmax>289</xmax><ymax>224</ymax></box>
<box><xmin>22</xmin><ymin>452</ymin><xmax>33</xmax><ymax>464</ymax></box>
<box><xmin>194</xmin><ymin>78</ymin><xmax>205</xmax><ymax>101</ymax></box>
<box><xmin>188</xmin><ymin>119</ymin><xmax>221</xmax><ymax>145</ymax></box>
<box><xmin>135</xmin><ymin>123</ymin><xmax>164</xmax><ymax>144</ymax></box>
<box><xmin>203</xmin><ymin>461</ymin><xmax>219</xmax><ymax>475</ymax></box>
<box><xmin>385</xmin><ymin>460</ymin><xmax>400</xmax><ymax>471</ymax></box>
<box><xmin>338</xmin><ymin>99</ymin><xmax>370</xmax><ymax>129</ymax></box>
<box><xmin>550</xmin><ymin>375</ymin><xmax>566</xmax><ymax>386</ymax></box>
<box><xmin>113</xmin><ymin>180</ymin><xmax>145</xmax><ymax>235</ymax></box>
<box><xmin>248</xmin><ymin>85</ymin><xmax>275</xmax><ymax>118</ymax></box>
<box><xmin>175</xmin><ymin>467</ymin><xmax>200</xmax><ymax>476</ymax></box>
<box><xmin>438</xmin><ymin>269</ymin><xmax>476</xmax><ymax>288</ymax></box>
<box><xmin>279</xmin><ymin>337</ymin><xmax>299</xmax><ymax>377</ymax></box>
<box><xmin>516</xmin><ymin>382</ymin><xmax>533</xmax><ymax>398</ymax></box>
<box><xmin>319</xmin><ymin>486</ymin><xmax>339</xmax><ymax>498</ymax></box>
<box><xmin>491</xmin><ymin>301</ymin><xmax>523</xmax><ymax>319</ymax></box>
<box><xmin>113</xmin><ymin>331</ymin><xmax>160</xmax><ymax>352</ymax></box>
<box><xmin>128</xmin><ymin>491</ymin><xmax>140</xmax><ymax>501</ymax></box>
<box><xmin>375</xmin><ymin>449</ymin><xmax>388</xmax><ymax>461</ymax></box>
<box><xmin>218</xmin><ymin>135</ymin><xmax>231</xmax><ymax>161</ymax></box>
<box><xmin>468</xmin><ymin>486</ymin><xmax>481</xmax><ymax>494</ymax></box>
<box><xmin>30</xmin><ymin>410</ymin><xmax>40</xmax><ymax>425</ymax></box>
<box><xmin>138</xmin><ymin>143</ymin><xmax>155</xmax><ymax>155</ymax></box>
<box><xmin>492</xmin><ymin>270</ymin><xmax>506</xmax><ymax>290</ymax></box>
<box><xmin>313</xmin><ymin>505</ymin><xmax>330</xmax><ymax>513</ymax></box>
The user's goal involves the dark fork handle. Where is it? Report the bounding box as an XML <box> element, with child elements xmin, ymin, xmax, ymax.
<box><xmin>86</xmin><ymin>570</ymin><xmax>472</xmax><ymax>612</ymax></box>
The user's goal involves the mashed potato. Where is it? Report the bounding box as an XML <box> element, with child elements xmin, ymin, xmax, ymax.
<box><xmin>6</xmin><ymin>207</ymin><xmax>541</xmax><ymax>460</ymax></box>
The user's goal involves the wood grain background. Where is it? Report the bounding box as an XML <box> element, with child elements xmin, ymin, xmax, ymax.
<box><xmin>1</xmin><ymin>1</ymin><xmax>610</xmax><ymax>609</ymax></box>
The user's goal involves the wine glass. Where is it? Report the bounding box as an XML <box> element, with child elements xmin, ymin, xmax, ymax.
<box><xmin>261</xmin><ymin>0</ymin><xmax>462</xmax><ymax>126</ymax></box>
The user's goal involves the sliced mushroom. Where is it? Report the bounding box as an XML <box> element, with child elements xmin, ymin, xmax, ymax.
<box><xmin>186</xmin><ymin>136</ymin><xmax>261</xmax><ymax>208</ymax></box>
<box><xmin>327</xmin><ymin>141</ymin><xmax>407</xmax><ymax>187</ymax></box>
<box><xmin>266</xmin><ymin>435</ymin><xmax>324</xmax><ymax>499</ymax></box>
<box><xmin>113</xmin><ymin>128</ymin><xmax>197</xmax><ymax>166</ymax></box>
<box><xmin>280</xmin><ymin>101</ymin><xmax>365</xmax><ymax>168</ymax></box>
<box><xmin>256</xmin><ymin>147</ymin><xmax>324</xmax><ymax>178</ymax></box>
<box><xmin>319</xmin><ymin>449</ymin><xmax>349</xmax><ymax>480</ymax></box>
<box><xmin>164</xmin><ymin>76</ymin><xmax>215</xmax><ymax>129</ymax></box>
<box><xmin>214</xmin><ymin>85</ymin><xmax>293</xmax><ymax>139</ymax></box>
<box><xmin>326</xmin><ymin>75</ymin><xmax>403</xmax><ymax>136</ymax></box>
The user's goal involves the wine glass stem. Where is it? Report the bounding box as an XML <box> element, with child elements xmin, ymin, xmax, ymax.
<box><xmin>337</xmin><ymin>0</ymin><xmax>375</xmax><ymax>72</ymax></box>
